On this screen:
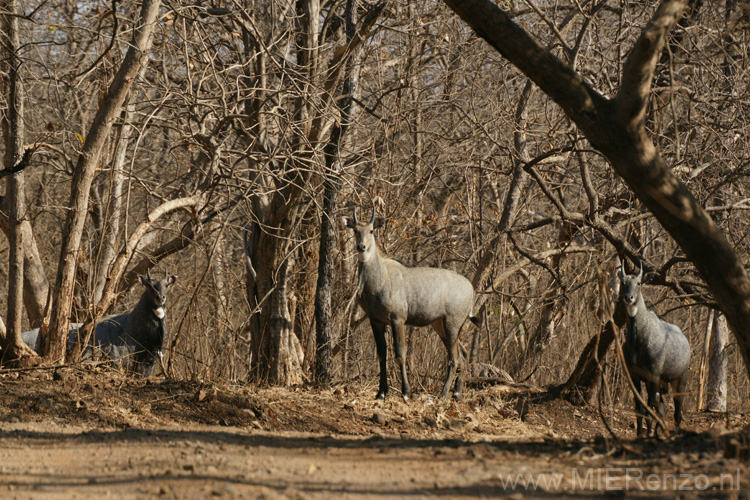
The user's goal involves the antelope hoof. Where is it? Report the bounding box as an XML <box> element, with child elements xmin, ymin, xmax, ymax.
<box><xmin>375</xmin><ymin>391</ymin><xmax>387</xmax><ymax>401</ymax></box>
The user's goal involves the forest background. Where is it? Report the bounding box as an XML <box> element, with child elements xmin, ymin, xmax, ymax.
<box><xmin>0</xmin><ymin>0</ymin><xmax>748</xmax><ymax>415</ymax></box>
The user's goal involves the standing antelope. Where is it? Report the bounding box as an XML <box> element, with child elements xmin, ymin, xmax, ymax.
<box><xmin>619</xmin><ymin>261</ymin><xmax>690</xmax><ymax>436</ymax></box>
<box><xmin>344</xmin><ymin>207</ymin><xmax>479</xmax><ymax>400</ymax></box>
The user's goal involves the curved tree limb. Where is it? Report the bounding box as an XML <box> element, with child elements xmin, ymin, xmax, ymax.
<box><xmin>68</xmin><ymin>195</ymin><xmax>203</xmax><ymax>361</ymax></box>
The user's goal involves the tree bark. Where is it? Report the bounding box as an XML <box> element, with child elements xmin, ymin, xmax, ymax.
<box><xmin>0</xmin><ymin>0</ymin><xmax>39</xmax><ymax>365</ymax></box>
<box><xmin>444</xmin><ymin>0</ymin><xmax>750</xmax><ymax>384</ymax></box>
<box><xmin>314</xmin><ymin>0</ymin><xmax>362</xmax><ymax>386</ymax></box>
<box><xmin>248</xmin><ymin>222</ymin><xmax>304</xmax><ymax>385</ymax></box>
<box><xmin>91</xmin><ymin>103</ymin><xmax>134</xmax><ymax>304</ymax></box>
<box><xmin>706</xmin><ymin>311</ymin><xmax>728</xmax><ymax>412</ymax></box>
<box><xmin>269</xmin><ymin>259</ymin><xmax>303</xmax><ymax>385</ymax></box>
<box><xmin>45</xmin><ymin>0</ymin><xmax>162</xmax><ymax>363</ymax></box>
<box><xmin>0</xmin><ymin>202</ymin><xmax>50</xmax><ymax>328</ymax></box>
<box><xmin>314</xmin><ymin>140</ymin><xmax>340</xmax><ymax>386</ymax></box>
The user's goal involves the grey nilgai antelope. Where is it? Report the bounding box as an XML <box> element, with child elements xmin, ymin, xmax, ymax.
<box><xmin>618</xmin><ymin>261</ymin><xmax>690</xmax><ymax>436</ymax></box>
<box><xmin>23</xmin><ymin>270</ymin><xmax>177</xmax><ymax>376</ymax></box>
<box><xmin>344</xmin><ymin>207</ymin><xmax>479</xmax><ymax>400</ymax></box>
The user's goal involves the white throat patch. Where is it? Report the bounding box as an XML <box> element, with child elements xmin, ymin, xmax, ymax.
<box><xmin>625</xmin><ymin>303</ymin><xmax>638</xmax><ymax>317</ymax></box>
<box><xmin>155</xmin><ymin>307</ymin><xmax>165</xmax><ymax>319</ymax></box>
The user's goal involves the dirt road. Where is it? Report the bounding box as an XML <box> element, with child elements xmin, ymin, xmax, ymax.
<box><xmin>0</xmin><ymin>368</ymin><xmax>747</xmax><ymax>499</ymax></box>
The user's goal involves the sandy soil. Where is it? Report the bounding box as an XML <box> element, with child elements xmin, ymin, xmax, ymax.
<box><xmin>0</xmin><ymin>365</ymin><xmax>748</xmax><ymax>499</ymax></box>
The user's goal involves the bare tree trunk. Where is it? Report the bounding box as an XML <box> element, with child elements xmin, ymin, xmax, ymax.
<box><xmin>706</xmin><ymin>311</ymin><xmax>728</xmax><ymax>412</ymax></box>
<box><xmin>92</xmin><ymin>103</ymin><xmax>134</xmax><ymax>304</ymax></box>
<box><xmin>698</xmin><ymin>3</ymin><xmax>736</xmax><ymax>412</ymax></box>
<box><xmin>314</xmin><ymin>143</ymin><xmax>340</xmax><ymax>386</ymax></box>
<box><xmin>243</xmin><ymin>0</ymin><xmax>323</xmax><ymax>385</ymax></box>
<box><xmin>0</xmin><ymin>0</ymin><xmax>39</xmax><ymax>365</ymax></box>
<box><xmin>557</xmin><ymin>303</ymin><xmax>627</xmax><ymax>405</ymax></box>
<box><xmin>557</xmin><ymin>321</ymin><xmax>614</xmax><ymax>405</ymax></box>
<box><xmin>0</xmin><ymin>207</ymin><xmax>49</xmax><ymax>328</ymax></box>
<box><xmin>698</xmin><ymin>309</ymin><xmax>714</xmax><ymax>410</ymax></box>
<box><xmin>5</xmin><ymin>138</ymin><xmax>27</xmax><ymax>364</ymax></box>
<box><xmin>3</xmin><ymin>0</ymin><xmax>24</xmax><ymax>345</ymax></box>
<box><xmin>270</xmin><ymin>259</ymin><xmax>303</xmax><ymax>385</ymax></box>
<box><xmin>248</xmin><ymin>225</ymin><xmax>304</xmax><ymax>385</ymax></box>
<box><xmin>211</xmin><ymin>231</ymin><xmax>231</xmax><ymax>322</ymax></box>
<box><xmin>45</xmin><ymin>0</ymin><xmax>162</xmax><ymax>363</ymax></box>
<box><xmin>314</xmin><ymin>0</ymin><xmax>363</xmax><ymax>386</ymax></box>
<box><xmin>18</xmin><ymin>222</ymin><xmax>47</xmax><ymax>327</ymax></box>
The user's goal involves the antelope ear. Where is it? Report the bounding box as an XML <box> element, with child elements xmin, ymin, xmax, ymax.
<box><xmin>373</xmin><ymin>216</ymin><xmax>385</xmax><ymax>229</ymax></box>
<box><xmin>343</xmin><ymin>216</ymin><xmax>356</xmax><ymax>229</ymax></box>
<box><xmin>167</xmin><ymin>275</ymin><xmax>178</xmax><ymax>286</ymax></box>
<box><xmin>642</xmin><ymin>272</ymin><xmax>656</xmax><ymax>284</ymax></box>
<box><xmin>138</xmin><ymin>275</ymin><xmax>148</xmax><ymax>285</ymax></box>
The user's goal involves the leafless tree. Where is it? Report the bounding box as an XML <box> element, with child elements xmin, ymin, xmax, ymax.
<box><xmin>1</xmin><ymin>0</ymin><xmax>748</xmax><ymax>412</ymax></box>
<box><xmin>444</xmin><ymin>0</ymin><xmax>750</xmax><ymax>389</ymax></box>
<box><xmin>44</xmin><ymin>0</ymin><xmax>164</xmax><ymax>362</ymax></box>
<box><xmin>0</xmin><ymin>0</ymin><xmax>38</xmax><ymax>365</ymax></box>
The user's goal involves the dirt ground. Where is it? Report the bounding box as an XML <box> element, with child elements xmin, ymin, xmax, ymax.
<box><xmin>0</xmin><ymin>365</ymin><xmax>748</xmax><ymax>499</ymax></box>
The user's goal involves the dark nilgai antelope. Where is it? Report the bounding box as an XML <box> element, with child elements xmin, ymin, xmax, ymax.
<box><xmin>619</xmin><ymin>261</ymin><xmax>690</xmax><ymax>436</ymax></box>
<box><xmin>23</xmin><ymin>270</ymin><xmax>177</xmax><ymax>376</ymax></box>
<box><xmin>344</xmin><ymin>207</ymin><xmax>479</xmax><ymax>400</ymax></box>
